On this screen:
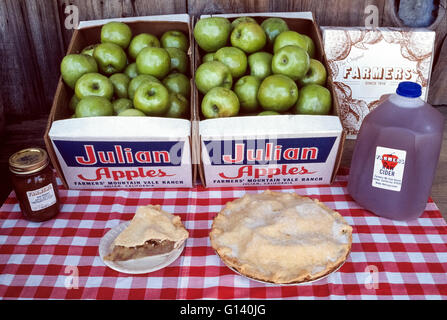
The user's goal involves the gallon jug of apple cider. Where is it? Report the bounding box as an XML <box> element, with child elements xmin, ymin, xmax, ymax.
<box><xmin>348</xmin><ymin>82</ymin><xmax>444</xmax><ymax>221</ymax></box>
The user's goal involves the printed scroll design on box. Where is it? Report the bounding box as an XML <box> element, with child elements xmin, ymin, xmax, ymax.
<box><xmin>324</xmin><ymin>28</ymin><xmax>435</xmax><ymax>139</ymax></box>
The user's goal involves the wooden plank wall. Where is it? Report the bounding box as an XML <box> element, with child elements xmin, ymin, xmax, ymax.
<box><xmin>0</xmin><ymin>0</ymin><xmax>187</xmax><ymax>118</ymax></box>
<box><xmin>0</xmin><ymin>0</ymin><xmax>445</xmax><ymax>119</ymax></box>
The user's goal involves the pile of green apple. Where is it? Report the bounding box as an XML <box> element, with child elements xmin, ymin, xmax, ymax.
<box><xmin>193</xmin><ymin>16</ymin><xmax>332</xmax><ymax>118</ymax></box>
<box><xmin>61</xmin><ymin>21</ymin><xmax>191</xmax><ymax>118</ymax></box>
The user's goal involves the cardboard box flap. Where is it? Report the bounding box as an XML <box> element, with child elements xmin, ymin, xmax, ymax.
<box><xmin>199</xmin><ymin>115</ymin><xmax>343</xmax><ymax>138</ymax></box>
<box><xmin>49</xmin><ymin>117</ymin><xmax>190</xmax><ymax>140</ymax></box>
<box><xmin>78</xmin><ymin>13</ymin><xmax>190</xmax><ymax>29</ymax></box>
<box><xmin>200</xmin><ymin>12</ymin><xmax>314</xmax><ymax>21</ymax></box>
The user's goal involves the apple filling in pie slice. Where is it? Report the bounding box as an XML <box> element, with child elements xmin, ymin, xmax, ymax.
<box><xmin>210</xmin><ymin>191</ymin><xmax>353</xmax><ymax>284</ymax></box>
<box><xmin>105</xmin><ymin>205</ymin><xmax>189</xmax><ymax>262</ymax></box>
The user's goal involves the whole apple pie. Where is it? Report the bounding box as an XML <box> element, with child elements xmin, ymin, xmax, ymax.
<box><xmin>105</xmin><ymin>205</ymin><xmax>189</xmax><ymax>261</ymax></box>
<box><xmin>210</xmin><ymin>191</ymin><xmax>352</xmax><ymax>284</ymax></box>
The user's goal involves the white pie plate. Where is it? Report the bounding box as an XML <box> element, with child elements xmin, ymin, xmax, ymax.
<box><xmin>99</xmin><ymin>221</ymin><xmax>186</xmax><ymax>274</ymax></box>
<box><xmin>217</xmin><ymin>251</ymin><xmax>346</xmax><ymax>286</ymax></box>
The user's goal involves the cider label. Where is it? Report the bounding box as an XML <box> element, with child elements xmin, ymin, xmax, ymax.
<box><xmin>372</xmin><ymin>146</ymin><xmax>407</xmax><ymax>192</ymax></box>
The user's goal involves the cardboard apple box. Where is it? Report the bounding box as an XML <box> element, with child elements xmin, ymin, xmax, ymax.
<box><xmin>44</xmin><ymin>14</ymin><xmax>196</xmax><ymax>189</ymax></box>
<box><xmin>321</xmin><ymin>26</ymin><xmax>436</xmax><ymax>139</ymax></box>
<box><xmin>193</xmin><ymin>12</ymin><xmax>346</xmax><ymax>187</ymax></box>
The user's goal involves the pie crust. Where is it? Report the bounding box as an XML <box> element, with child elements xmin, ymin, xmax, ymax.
<box><xmin>105</xmin><ymin>205</ymin><xmax>189</xmax><ymax>261</ymax></box>
<box><xmin>210</xmin><ymin>191</ymin><xmax>353</xmax><ymax>284</ymax></box>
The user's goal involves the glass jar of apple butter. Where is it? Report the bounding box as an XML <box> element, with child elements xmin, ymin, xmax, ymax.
<box><xmin>9</xmin><ymin>148</ymin><xmax>60</xmax><ymax>222</ymax></box>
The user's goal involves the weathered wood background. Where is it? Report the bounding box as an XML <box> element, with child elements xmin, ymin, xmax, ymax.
<box><xmin>0</xmin><ymin>0</ymin><xmax>446</xmax><ymax>119</ymax></box>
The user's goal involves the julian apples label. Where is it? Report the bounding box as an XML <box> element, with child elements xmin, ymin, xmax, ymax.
<box><xmin>51</xmin><ymin>140</ymin><xmax>192</xmax><ymax>189</ymax></box>
<box><xmin>202</xmin><ymin>136</ymin><xmax>339</xmax><ymax>187</ymax></box>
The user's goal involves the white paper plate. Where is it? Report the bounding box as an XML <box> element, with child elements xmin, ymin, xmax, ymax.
<box><xmin>99</xmin><ymin>221</ymin><xmax>186</xmax><ymax>274</ymax></box>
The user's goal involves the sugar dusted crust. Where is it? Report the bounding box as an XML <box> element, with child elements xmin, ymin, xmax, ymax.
<box><xmin>210</xmin><ymin>191</ymin><xmax>353</xmax><ymax>284</ymax></box>
<box><xmin>113</xmin><ymin>204</ymin><xmax>189</xmax><ymax>248</ymax></box>
<box><xmin>105</xmin><ymin>205</ymin><xmax>189</xmax><ymax>262</ymax></box>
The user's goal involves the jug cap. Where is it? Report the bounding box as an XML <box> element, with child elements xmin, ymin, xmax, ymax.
<box><xmin>396</xmin><ymin>82</ymin><xmax>422</xmax><ymax>98</ymax></box>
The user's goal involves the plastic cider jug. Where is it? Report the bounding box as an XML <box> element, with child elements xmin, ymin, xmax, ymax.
<box><xmin>348</xmin><ymin>82</ymin><xmax>444</xmax><ymax>221</ymax></box>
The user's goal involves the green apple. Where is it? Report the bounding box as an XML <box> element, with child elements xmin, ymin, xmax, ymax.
<box><xmin>109</xmin><ymin>73</ymin><xmax>130</xmax><ymax>99</ymax></box>
<box><xmin>60</xmin><ymin>54</ymin><xmax>98</xmax><ymax>89</ymax></box>
<box><xmin>69</xmin><ymin>95</ymin><xmax>80</xmax><ymax>112</ymax></box>
<box><xmin>75</xmin><ymin>96</ymin><xmax>113</xmax><ymax>118</ymax></box>
<box><xmin>93</xmin><ymin>43</ymin><xmax>127</xmax><ymax>75</ymax></box>
<box><xmin>231</xmin><ymin>22</ymin><xmax>266</xmax><ymax>53</ymax></box>
<box><xmin>133</xmin><ymin>81</ymin><xmax>170</xmax><ymax>116</ymax></box>
<box><xmin>215</xmin><ymin>46</ymin><xmax>247</xmax><ymax>78</ymax></box>
<box><xmin>195</xmin><ymin>61</ymin><xmax>232</xmax><ymax>94</ymax></box>
<box><xmin>234</xmin><ymin>75</ymin><xmax>260</xmax><ymax>113</ymax></box>
<box><xmin>202</xmin><ymin>53</ymin><xmax>215</xmax><ymax>62</ymax></box>
<box><xmin>163</xmin><ymin>72</ymin><xmax>191</xmax><ymax>98</ymax></box>
<box><xmin>101</xmin><ymin>21</ymin><xmax>132</xmax><ymax>49</ymax></box>
<box><xmin>136</xmin><ymin>47</ymin><xmax>171</xmax><ymax>79</ymax></box>
<box><xmin>272</xmin><ymin>45</ymin><xmax>310</xmax><ymax>81</ymax></box>
<box><xmin>75</xmin><ymin>73</ymin><xmax>114</xmax><ymax>100</ymax></box>
<box><xmin>201</xmin><ymin>87</ymin><xmax>240</xmax><ymax>119</ymax></box>
<box><xmin>273</xmin><ymin>30</ymin><xmax>308</xmax><ymax>53</ymax></box>
<box><xmin>231</xmin><ymin>16</ymin><xmax>257</xmax><ymax>30</ymax></box>
<box><xmin>258</xmin><ymin>110</ymin><xmax>280</xmax><ymax>116</ymax></box>
<box><xmin>248</xmin><ymin>52</ymin><xmax>273</xmax><ymax>80</ymax></box>
<box><xmin>257</xmin><ymin>74</ymin><xmax>298</xmax><ymax>112</ymax></box>
<box><xmin>194</xmin><ymin>17</ymin><xmax>231</xmax><ymax>52</ymax></box>
<box><xmin>261</xmin><ymin>17</ymin><xmax>289</xmax><ymax>46</ymax></box>
<box><xmin>161</xmin><ymin>30</ymin><xmax>189</xmax><ymax>52</ymax></box>
<box><xmin>81</xmin><ymin>44</ymin><xmax>99</xmax><ymax>56</ymax></box>
<box><xmin>128</xmin><ymin>33</ymin><xmax>160</xmax><ymax>60</ymax></box>
<box><xmin>165</xmin><ymin>92</ymin><xmax>188</xmax><ymax>118</ymax></box>
<box><xmin>113</xmin><ymin>98</ymin><xmax>133</xmax><ymax>114</ymax></box>
<box><xmin>302</xmin><ymin>34</ymin><xmax>316</xmax><ymax>58</ymax></box>
<box><xmin>298</xmin><ymin>59</ymin><xmax>327</xmax><ymax>87</ymax></box>
<box><xmin>118</xmin><ymin>108</ymin><xmax>146</xmax><ymax>117</ymax></box>
<box><xmin>165</xmin><ymin>47</ymin><xmax>189</xmax><ymax>74</ymax></box>
<box><xmin>294</xmin><ymin>84</ymin><xmax>332</xmax><ymax>115</ymax></box>
<box><xmin>128</xmin><ymin>74</ymin><xmax>160</xmax><ymax>100</ymax></box>
<box><xmin>124</xmin><ymin>62</ymin><xmax>139</xmax><ymax>79</ymax></box>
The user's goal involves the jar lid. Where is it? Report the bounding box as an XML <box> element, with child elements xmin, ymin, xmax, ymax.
<box><xmin>9</xmin><ymin>148</ymin><xmax>49</xmax><ymax>175</ymax></box>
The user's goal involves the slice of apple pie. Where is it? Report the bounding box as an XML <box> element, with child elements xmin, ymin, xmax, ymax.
<box><xmin>105</xmin><ymin>205</ymin><xmax>189</xmax><ymax>262</ymax></box>
<box><xmin>210</xmin><ymin>191</ymin><xmax>352</xmax><ymax>284</ymax></box>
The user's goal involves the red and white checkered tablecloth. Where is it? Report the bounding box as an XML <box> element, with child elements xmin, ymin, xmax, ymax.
<box><xmin>0</xmin><ymin>168</ymin><xmax>446</xmax><ymax>300</ymax></box>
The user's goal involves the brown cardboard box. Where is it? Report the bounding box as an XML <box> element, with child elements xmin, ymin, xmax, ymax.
<box><xmin>44</xmin><ymin>14</ymin><xmax>197</xmax><ymax>190</ymax></box>
<box><xmin>321</xmin><ymin>27</ymin><xmax>436</xmax><ymax>139</ymax></box>
<box><xmin>193</xmin><ymin>13</ymin><xmax>346</xmax><ymax>188</ymax></box>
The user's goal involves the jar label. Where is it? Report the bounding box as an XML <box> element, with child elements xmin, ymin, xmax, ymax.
<box><xmin>372</xmin><ymin>146</ymin><xmax>406</xmax><ymax>192</ymax></box>
<box><xmin>26</xmin><ymin>183</ymin><xmax>57</xmax><ymax>211</ymax></box>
